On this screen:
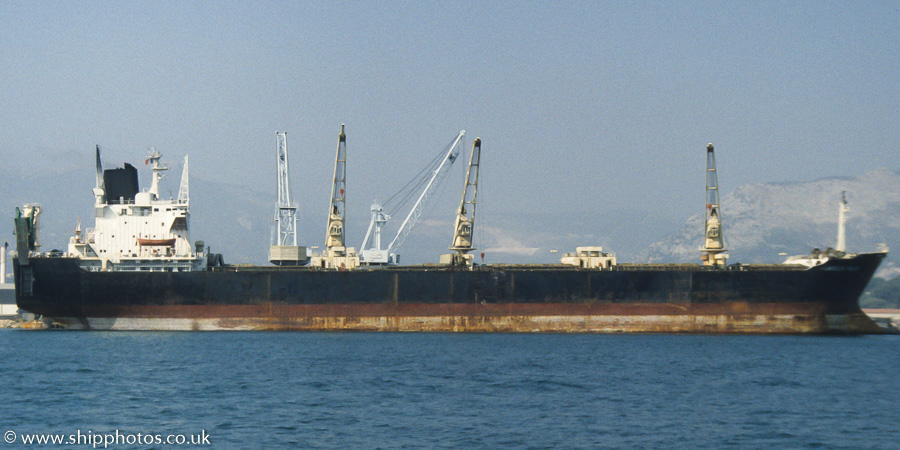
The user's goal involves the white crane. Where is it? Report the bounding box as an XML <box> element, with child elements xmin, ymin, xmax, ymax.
<box><xmin>269</xmin><ymin>131</ymin><xmax>307</xmax><ymax>265</ymax></box>
<box><xmin>359</xmin><ymin>202</ymin><xmax>392</xmax><ymax>264</ymax></box>
<box><xmin>360</xmin><ymin>130</ymin><xmax>466</xmax><ymax>264</ymax></box>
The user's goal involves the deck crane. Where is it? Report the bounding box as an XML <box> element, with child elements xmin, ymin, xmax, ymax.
<box><xmin>359</xmin><ymin>130</ymin><xmax>466</xmax><ymax>265</ymax></box>
<box><xmin>269</xmin><ymin>131</ymin><xmax>307</xmax><ymax>265</ymax></box>
<box><xmin>441</xmin><ymin>138</ymin><xmax>481</xmax><ymax>267</ymax></box>
<box><xmin>326</xmin><ymin>124</ymin><xmax>348</xmax><ymax>253</ymax></box>
<box><xmin>359</xmin><ymin>202</ymin><xmax>391</xmax><ymax>264</ymax></box>
<box><xmin>700</xmin><ymin>143</ymin><xmax>727</xmax><ymax>266</ymax></box>
<box><xmin>311</xmin><ymin>125</ymin><xmax>359</xmax><ymax>269</ymax></box>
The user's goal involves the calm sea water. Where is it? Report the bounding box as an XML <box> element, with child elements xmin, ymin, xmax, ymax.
<box><xmin>1</xmin><ymin>331</ymin><xmax>898</xmax><ymax>449</ymax></box>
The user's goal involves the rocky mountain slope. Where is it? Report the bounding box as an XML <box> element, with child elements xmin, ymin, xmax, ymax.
<box><xmin>3</xmin><ymin>165</ymin><xmax>897</xmax><ymax>276</ymax></box>
<box><xmin>638</xmin><ymin>168</ymin><xmax>900</xmax><ymax>277</ymax></box>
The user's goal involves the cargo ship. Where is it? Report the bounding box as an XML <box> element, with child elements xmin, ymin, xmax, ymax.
<box><xmin>13</xmin><ymin>132</ymin><xmax>887</xmax><ymax>333</ymax></box>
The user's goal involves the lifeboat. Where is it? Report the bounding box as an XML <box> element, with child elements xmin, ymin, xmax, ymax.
<box><xmin>137</xmin><ymin>238</ymin><xmax>176</xmax><ymax>247</ymax></box>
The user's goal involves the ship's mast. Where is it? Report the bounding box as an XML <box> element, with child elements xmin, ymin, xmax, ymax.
<box><xmin>146</xmin><ymin>148</ymin><xmax>168</xmax><ymax>200</ymax></box>
<box><xmin>836</xmin><ymin>191</ymin><xmax>848</xmax><ymax>253</ymax></box>
<box><xmin>177</xmin><ymin>155</ymin><xmax>189</xmax><ymax>205</ymax></box>
<box><xmin>448</xmin><ymin>138</ymin><xmax>481</xmax><ymax>264</ymax></box>
<box><xmin>325</xmin><ymin>125</ymin><xmax>347</xmax><ymax>255</ymax></box>
<box><xmin>94</xmin><ymin>145</ymin><xmax>106</xmax><ymax>205</ymax></box>
<box><xmin>700</xmin><ymin>143</ymin><xmax>727</xmax><ymax>266</ymax></box>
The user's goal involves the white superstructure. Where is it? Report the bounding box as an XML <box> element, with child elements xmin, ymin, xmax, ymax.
<box><xmin>66</xmin><ymin>147</ymin><xmax>206</xmax><ymax>272</ymax></box>
<box><xmin>560</xmin><ymin>246</ymin><xmax>618</xmax><ymax>269</ymax></box>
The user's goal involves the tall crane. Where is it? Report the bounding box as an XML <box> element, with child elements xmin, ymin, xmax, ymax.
<box><xmin>359</xmin><ymin>130</ymin><xmax>466</xmax><ymax>264</ymax></box>
<box><xmin>310</xmin><ymin>124</ymin><xmax>359</xmax><ymax>269</ymax></box>
<box><xmin>269</xmin><ymin>131</ymin><xmax>306</xmax><ymax>265</ymax></box>
<box><xmin>443</xmin><ymin>138</ymin><xmax>481</xmax><ymax>266</ymax></box>
<box><xmin>325</xmin><ymin>124</ymin><xmax>347</xmax><ymax>254</ymax></box>
<box><xmin>700</xmin><ymin>143</ymin><xmax>727</xmax><ymax>266</ymax></box>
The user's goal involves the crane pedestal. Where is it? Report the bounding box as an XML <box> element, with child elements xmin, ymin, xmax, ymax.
<box><xmin>269</xmin><ymin>245</ymin><xmax>307</xmax><ymax>266</ymax></box>
<box><xmin>439</xmin><ymin>253</ymin><xmax>473</xmax><ymax>267</ymax></box>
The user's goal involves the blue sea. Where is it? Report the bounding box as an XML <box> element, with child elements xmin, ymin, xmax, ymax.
<box><xmin>1</xmin><ymin>331</ymin><xmax>898</xmax><ymax>449</ymax></box>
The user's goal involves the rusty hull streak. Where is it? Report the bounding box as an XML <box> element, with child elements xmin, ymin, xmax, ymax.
<box><xmin>18</xmin><ymin>251</ymin><xmax>887</xmax><ymax>333</ymax></box>
<box><xmin>50</xmin><ymin>302</ymin><xmax>884</xmax><ymax>333</ymax></box>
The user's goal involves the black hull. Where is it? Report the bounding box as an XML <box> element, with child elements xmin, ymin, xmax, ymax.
<box><xmin>14</xmin><ymin>253</ymin><xmax>886</xmax><ymax>333</ymax></box>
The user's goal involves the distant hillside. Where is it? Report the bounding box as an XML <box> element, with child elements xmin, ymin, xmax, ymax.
<box><xmin>3</xmin><ymin>165</ymin><xmax>897</xmax><ymax>275</ymax></box>
<box><xmin>0</xmin><ymin>161</ymin><xmax>676</xmax><ymax>267</ymax></box>
<box><xmin>860</xmin><ymin>276</ymin><xmax>900</xmax><ymax>309</ymax></box>
<box><xmin>638</xmin><ymin>168</ymin><xmax>900</xmax><ymax>278</ymax></box>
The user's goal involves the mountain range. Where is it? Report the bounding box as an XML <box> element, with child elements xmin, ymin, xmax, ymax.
<box><xmin>638</xmin><ymin>168</ymin><xmax>900</xmax><ymax>278</ymax></box>
<box><xmin>2</xmin><ymin>164</ymin><xmax>898</xmax><ymax>279</ymax></box>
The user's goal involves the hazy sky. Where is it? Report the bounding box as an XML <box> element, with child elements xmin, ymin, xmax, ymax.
<box><xmin>2</xmin><ymin>1</ymin><xmax>898</xmax><ymax>243</ymax></box>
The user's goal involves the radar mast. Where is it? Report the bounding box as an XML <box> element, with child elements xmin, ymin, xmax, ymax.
<box><xmin>146</xmin><ymin>148</ymin><xmax>168</xmax><ymax>200</ymax></box>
